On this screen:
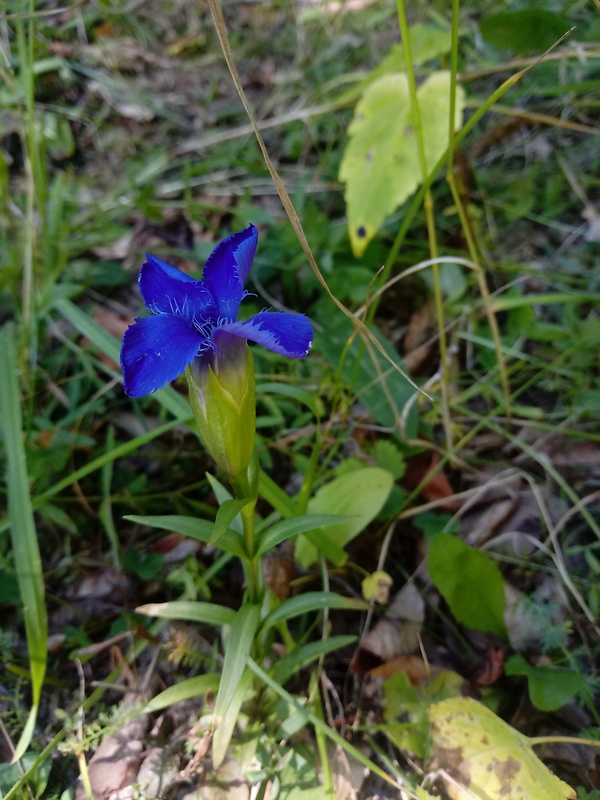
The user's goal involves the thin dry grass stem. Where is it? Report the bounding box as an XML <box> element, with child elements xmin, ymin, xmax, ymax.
<box><xmin>176</xmin><ymin>102</ymin><xmax>341</xmax><ymax>155</ymax></box>
<box><xmin>206</xmin><ymin>0</ymin><xmax>428</xmax><ymax>409</ymax></box>
<box><xmin>355</xmin><ymin>255</ymin><xmax>486</xmax><ymax>318</ymax></box>
<box><xmin>558</xmin><ymin>153</ymin><xmax>598</xmax><ymax>215</ymax></box>
<box><xmin>550</xmin><ymin>489</ymin><xmax>600</xmax><ymax>538</ymax></box>
<box><xmin>488</xmin><ymin>104</ymin><xmax>599</xmax><ymax>135</ymax></box>
<box><xmin>459</xmin><ymin>45</ymin><xmax>600</xmax><ymax>83</ymax></box>
<box><xmin>487</xmin><ymin>472</ymin><xmax>599</xmax><ymax>635</ymax></box>
<box><xmin>445</xmin><ymin>468</ymin><xmax>521</xmax><ymax>530</ymax></box>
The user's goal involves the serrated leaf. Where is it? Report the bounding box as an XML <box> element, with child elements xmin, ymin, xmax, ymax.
<box><xmin>428</xmin><ymin>534</ymin><xmax>507</xmax><ymax>638</ymax></box>
<box><xmin>295</xmin><ymin>467</ymin><xmax>393</xmax><ymax>567</ymax></box>
<box><xmin>336</xmin><ymin>24</ymin><xmax>452</xmax><ymax>104</ymax></box>
<box><xmin>428</xmin><ymin>697</ymin><xmax>576</xmax><ymax>799</ymax></box>
<box><xmin>340</xmin><ymin>71</ymin><xmax>465</xmax><ymax>256</ymax></box>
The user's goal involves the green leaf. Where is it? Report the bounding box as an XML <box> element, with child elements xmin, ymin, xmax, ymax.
<box><xmin>124</xmin><ymin>514</ymin><xmax>246</xmax><ymax>559</ymax></box>
<box><xmin>258</xmin><ymin>469</ymin><xmax>296</xmax><ymax>518</ymax></box>
<box><xmin>295</xmin><ymin>467</ymin><xmax>393</xmax><ymax>567</ymax></box>
<box><xmin>255</xmin><ymin>514</ymin><xmax>351</xmax><ymax>557</ymax></box>
<box><xmin>336</xmin><ymin>24</ymin><xmax>452</xmax><ymax>104</ymax></box>
<box><xmin>146</xmin><ymin>674</ymin><xmax>220</xmax><ymax>713</ymax></box>
<box><xmin>480</xmin><ymin>10</ymin><xmax>571</xmax><ymax>56</ymax></box>
<box><xmin>212</xmin><ymin>667</ymin><xmax>253</xmax><ymax>771</ymax></box>
<box><xmin>136</xmin><ymin>600</ymin><xmax>236</xmax><ymax>626</ymax></box>
<box><xmin>206</xmin><ymin>473</ymin><xmax>244</xmax><ymax>533</ymax></box>
<box><xmin>257</xmin><ymin>381</ymin><xmax>322</xmax><ymax>419</ymax></box>
<box><xmin>428</xmin><ymin>534</ymin><xmax>507</xmax><ymax>638</ymax></box>
<box><xmin>0</xmin><ymin>324</ymin><xmax>48</xmax><ymax>760</ymax></box>
<box><xmin>210</xmin><ymin>497</ymin><xmax>253</xmax><ymax>547</ymax></box>
<box><xmin>212</xmin><ymin>603</ymin><xmax>262</xmax><ymax>768</ymax></box>
<box><xmin>0</xmin><ymin>752</ymin><xmax>51</xmax><ymax>799</ymax></box>
<box><xmin>340</xmin><ymin>71</ymin><xmax>465</xmax><ymax>256</ymax></box>
<box><xmin>262</xmin><ymin>591</ymin><xmax>367</xmax><ymax>630</ymax></box>
<box><xmin>373</xmin><ymin>440</ymin><xmax>405</xmax><ymax>480</ymax></box>
<box><xmin>505</xmin><ymin>655</ymin><xmax>586</xmax><ymax>711</ymax></box>
<box><xmin>271</xmin><ymin>635</ymin><xmax>357</xmax><ymax>686</ymax></box>
<box><xmin>316</xmin><ymin>315</ymin><xmax>418</xmax><ymax>436</ymax></box>
<box><xmin>54</xmin><ymin>298</ymin><xmax>190</xmax><ymax>420</ymax></box>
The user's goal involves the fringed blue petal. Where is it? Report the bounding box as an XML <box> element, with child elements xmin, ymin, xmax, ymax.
<box><xmin>139</xmin><ymin>254</ymin><xmax>217</xmax><ymax>324</ymax></box>
<box><xmin>202</xmin><ymin>224</ymin><xmax>258</xmax><ymax>320</ymax></box>
<box><xmin>121</xmin><ymin>314</ymin><xmax>206</xmax><ymax>397</ymax></box>
<box><xmin>220</xmin><ymin>311</ymin><xmax>313</xmax><ymax>359</ymax></box>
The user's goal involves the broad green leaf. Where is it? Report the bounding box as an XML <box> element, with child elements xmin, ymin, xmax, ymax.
<box><xmin>480</xmin><ymin>10</ymin><xmax>570</xmax><ymax>55</ymax></box>
<box><xmin>146</xmin><ymin>674</ymin><xmax>220</xmax><ymax>713</ymax></box>
<box><xmin>336</xmin><ymin>24</ymin><xmax>452</xmax><ymax>104</ymax></box>
<box><xmin>136</xmin><ymin>600</ymin><xmax>235</xmax><ymax>626</ymax></box>
<box><xmin>0</xmin><ymin>324</ymin><xmax>48</xmax><ymax>760</ymax></box>
<box><xmin>316</xmin><ymin>309</ymin><xmax>418</xmax><ymax>437</ymax></box>
<box><xmin>213</xmin><ymin>603</ymin><xmax>261</xmax><ymax>768</ymax></box>
<box><xmin>0</xmin><ymin>752</ymin><xmax>51</xmax><ymax>799</ymax></box>
<box><xmin>428</xmin><ymin>533</ymin><xmax>507</xmax><ymax>638</ymax></box>
<box><xmin>428</xmin><ymin>697</ymin><xmax>576</xmax><ymax>799</ymax></box>
<box><xmin>295</xmin><ymin>467</ymin><xmax>393</xmax><ymax>567</ymax></box>
<box><xmin>340</xmin><ymin>71</ymin><xmax>465</xmax><ymax>256</ymax></box>
<box><xmin>262</xmin><ymin>591</ymin><xmax>367</xmax><ymax>630</ymax></box>
<box><xmin>505</xmin><ymin>655</ymin><xmax>586</xmax><ymax>712</ymax></box>
<box><xmin>383</xmin><ymin>669</ymin><xmax>464</xmax><ymax>758</ymax></box>
<box><xmin>124</xmin><ymin>514</ymin><xmax>246</xmax><ymax>559</ymax></box>
<box><xmin>271</xmin><ymin>635</ymin><xmax>357</xmax><ymax>686</ymax></box>
<box><xmin>255</xmin><ymin>514</ymin><xmax>350</xmax><ymax>557</ymax></box>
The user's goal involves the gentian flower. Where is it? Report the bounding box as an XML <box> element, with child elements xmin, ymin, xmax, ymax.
<box><xmin>120</xmin><ymin>224</ymin><xmax>312</xmax><ymax>397</ymax></box>
<box><xmin>120</xmin><ymin>224</ymin><xmax>312</xmax><ymax>480</ymax></box>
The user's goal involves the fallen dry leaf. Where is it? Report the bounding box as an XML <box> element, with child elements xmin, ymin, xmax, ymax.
<box><xmin>351</xmin><ymin>581</ymin><xmax>424</xmax><ymax>674</ymax></box>
<box><xmin>369</xmin><ymin>654</ymin><xmax>444</xmax><ymax>684</ymax></box>
<box><xmin>75</xmin><ymin>704</ymin><xmax>148</xmax><ymax>800</ymax></box>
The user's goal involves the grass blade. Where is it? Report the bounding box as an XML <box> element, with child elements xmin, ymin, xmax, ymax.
<box><xmin>0</xmin><ymin>323</ymin><xmax>48</xmax><ymax>760</ymax></box>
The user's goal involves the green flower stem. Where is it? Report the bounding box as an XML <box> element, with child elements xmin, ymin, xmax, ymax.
<box><xmin>232</xmin><ymin>451</ymin><xmax>263</xmax><ymax>604</ymax></box>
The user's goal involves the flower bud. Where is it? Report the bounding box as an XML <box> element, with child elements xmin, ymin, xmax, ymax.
<box><xmin>186</xmin><ymin>332</ymin><xmax>256</xmax><ymax>481</ymax></box>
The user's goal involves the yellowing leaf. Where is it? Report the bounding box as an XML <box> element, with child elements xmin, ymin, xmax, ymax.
<box><xmin>337</xmin><ymin>24</ymin><xmax>452</xmax><ymax>104</ymax></box>
<box><xmin>362</xmin><ymin>570</ymin><xmax>393</xmax><ymax>603</ymax></box>
<box><xmin>340</xmin><ymin>71</ymin><xmax>465</xmax><ymax>257</ymax></box>
<box><xmin>427</xmin><ymin>697</ymin><xmax>576</xmax><ymax>800</ymax></box>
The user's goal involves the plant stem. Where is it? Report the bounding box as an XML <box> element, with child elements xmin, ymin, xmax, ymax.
<box><xmin>395</xmin><ymin>0</ymin><xmax>452</xmax><ymax>450</ymax></box>
<box><xmin>232</xmin><ymin>451</ymin><xmax>263</xmax><ymax>604</ymax></box>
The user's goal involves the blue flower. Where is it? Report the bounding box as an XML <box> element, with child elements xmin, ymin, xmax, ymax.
<box><xmin>121</xmin><ymin>224</ymin><xmax>312</xmax><ymax>398</ymax></box>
